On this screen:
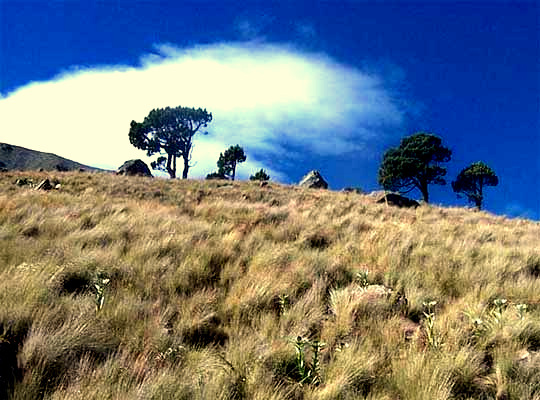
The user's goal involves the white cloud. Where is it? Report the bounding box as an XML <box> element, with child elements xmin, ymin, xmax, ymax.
<box><xmin>0</xmin><ymin>42</ymin><xmax>405</xmax><ymax>181</ymax></box>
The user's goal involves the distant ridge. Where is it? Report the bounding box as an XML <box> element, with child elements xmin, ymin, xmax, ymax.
<box><xmin>0</xmin><ymin>142</ymin><xmax>105</xmax><ymax>172</ymax></box>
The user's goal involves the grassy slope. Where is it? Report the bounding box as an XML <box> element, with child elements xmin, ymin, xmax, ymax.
<box><xmin>0</xmin><ymin>143</ymin><xmax>103</xmax><ymax>172</ymax></box>
<box><xmin>0</xmin><ymin>170</ymin><xmax>539</xmax><ymax>400</ymax></box>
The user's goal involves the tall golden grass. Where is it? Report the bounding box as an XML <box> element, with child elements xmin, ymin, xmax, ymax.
<box><xmin>1</xmin><ymin>170</ymin><xmax>539</xmax><ymax>399</ymax></box>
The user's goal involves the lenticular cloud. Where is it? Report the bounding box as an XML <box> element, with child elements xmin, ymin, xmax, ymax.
<box><xmin>0</xmin><ymin>42</ymin><xmax>405</xmax><ymax>179</ymax></box>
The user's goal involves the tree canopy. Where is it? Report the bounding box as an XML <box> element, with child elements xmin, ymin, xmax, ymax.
<box><xmin>452</xmin><ymin>161</ymin><xmax>498</xmax><ymax>210</ymax></box>
<box><xmin>377</xmin><ymin>132</ymin><xmax>452</xmax><ymax>203</ymax></box>
<box><xmin>216</xmin><ymin>145</ymin><xmax>247</xmax><ymax>181</ymax></box>
<box><xmin>205</xmin><ymin>171</ymin><xmax>226</xmax><ymax>180</ymax></box>
<box><xmin>250</xmin><ymin>169</ymin><xmax>270</xmax><ymax>182</ymax></box>
<box><xmin>129</xmin><ymin>106</ymin><xmax>212</xmax><ymax>179</ymax></box>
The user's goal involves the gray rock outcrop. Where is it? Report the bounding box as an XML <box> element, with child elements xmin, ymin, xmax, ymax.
<box><xmin>342</xmin><ymin>187</ymin><xmax>363</xmax><ymax>194</ymax></box>
<box><xmin>117</xmin><ymin>159</ymin><xmax>152</xmax><ymax>177</ymax></box>
<box><xmin>35</xmin><ymin>179</ymin><xmax>53</xmax><ymax>191</ymax></box>
<box><xmin>299</xmin><ymin>170</ymin><xmax>328</xmax><ymax>189</ymax></box>
<box><xmin>374</xmin><ymin>192</ymin><xmax>419</xmax><ymax>208</ymax></box>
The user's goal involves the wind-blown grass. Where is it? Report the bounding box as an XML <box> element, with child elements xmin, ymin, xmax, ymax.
<box><xmin>1</xmin><ymin>170</ymin><xmax>539</xmax><ymax>399</ymax></box>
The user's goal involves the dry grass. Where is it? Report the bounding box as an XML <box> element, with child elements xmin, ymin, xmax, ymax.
<box><xmin>1</xmin><ymin>170</ymin><xmax>539</xmax><ymax>399</ymax></box>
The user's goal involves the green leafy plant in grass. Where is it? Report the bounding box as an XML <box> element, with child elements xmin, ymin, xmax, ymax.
<box><xmin>515</xmin><ymin>303</ymin><xmax>528</xmax><ymax>320</ymax></box>
<box><xmin>492</xmin><ymin>298</ymin><xmax>507</xmax><ymax>327</ymax></box>
<box><xmin>309</xmin><ymin>339</ymin><xmax>325</xmax><ymax>386</ymax></box>
<box><xmin>278</xmin><ymin>293</ymin><xmax>289</xmax><ymax>316</ymax></box>
<box><xmin>93</xmin><ymin>276</ymin><xmax>110</xmax><ymax>312</ymax></box>
<box><xmin>355</xmin><ymin>269</ymin><xmax>370</xmax><ymax>289</ymax></box>
<box><xmin>156</xmin><ymin>345</ymin><xmax>186</xmax><ymax>364</ymax></box>
<box><xmin>290</xmin><ymin>336</ymin><xmax>326</xmax><ymax>386</ymax></box>
<box><xmin>464</xmin><ymin>298</ymin><xmax>517</xmax><ymax>339</ymax></box>
<box><xmin>422</xmin><ymin>301</ymin><xmax>440</xmax><ymax>349</ymax></box>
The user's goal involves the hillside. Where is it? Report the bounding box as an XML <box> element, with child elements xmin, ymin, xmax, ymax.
<box><xmin>0</xmin><ymin>170</ymin><xmax>539</xmax><ymax>399</ymax></box>
<box><xmin>0</xmin><ymin>142</ymin><xmax>104</xmax><ymax>172</ymax></box>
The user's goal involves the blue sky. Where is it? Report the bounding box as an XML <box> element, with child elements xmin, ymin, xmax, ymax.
<box><xmin>1</xmin><ymin>0</ymin><xmax>539</xmax><ymax>219</ymax></box>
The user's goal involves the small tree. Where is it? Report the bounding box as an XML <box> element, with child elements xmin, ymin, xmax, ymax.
<box><xmin>206</xmin><ymin>171</ymin><xmax>226</xmax><ymax>180</ymax></box>
<box><xmin>377</xmin><ymin>132</ymin><xmax>452</xmax><ymax>203</ymax></box>
<box><xmin>216</xmin><ymin>145</ymin><xmax>247</xmax><ymax>181</ymax></box>
<box><xmin>129</xmin><ymin>106</ymin><xmax>212</xmax><ymax>179</ymax></box>
<box><xmin>250</xmin><ymin>169</ymin><xmax>270</xmax><ymax>181</ymax></box>
<box><xmin>452</xmin><ymin>161</ymin><xmax>498</xmax><ymax>210</ymax></box>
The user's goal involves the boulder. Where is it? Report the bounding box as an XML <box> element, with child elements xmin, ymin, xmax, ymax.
<box><xmin>15</xmin><ymin>178</ymin><xmax>32</xmax><ymax>187</ymax></box>
<box><xmin>35</xmin><ymin>179</ymin><xmax>53</xmax><ymax>191</ymax></box>
<box><xmin>353</xmin><ymin>284</ymin><xmax>393</xmax><ymax>304</ymax></box>
<box><xmin>117</xmin><ymin>159</ymin><xmax>152</xmax><ymax>177</ymax></box>
<box><xmin>342</xmin><ymin>187</ymin><xmax>363</xmax><ymax>194</ymax></box>
<box><xmin>375</xmin><ymin>192</ymin><xmax>419</xmax><ymax>208</ymax></box>
<box><xmin>298</xmin><ymin>170</ymin><xmax>328</xmax><ymax>189</ymax></box>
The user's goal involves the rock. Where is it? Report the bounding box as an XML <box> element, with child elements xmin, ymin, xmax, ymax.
<box><xmin>400</xmin><ymin>318</ymin><xmax>421</xmax><ymax>341</ymax></box>
<box><xmin>342</xmin><ymin>187</ymin><xmax>363</xmax><ymax>194</ymax></box>
<box><xmin>375</xmin><ymin>192</ymin><xmax>419</xmax><ymax>208</ymax></box>
<box><xmin>35</xmin><ymin>179</ymin><xmax>53</xmax><ymax>191</ymax></box>
<box><xmin>299</xmin><ymin>170</ymin><xmax>328</xmax><ymax>189</ymax></box>
<box><xmin>353</xmin><ymin>284</ymin><xmax>393</xmax><ymax>304</ymax></box>
<box><xmin>516</xmin><ymin>349</ymin><xmax>530</xmax><ymax>363</ymax></box>
<box><xmin>15</xmin><ymin>178</ymin><xmax>32</xmax><ymax>187</ymax></box>
<box><xmin>117</xmin><ymin>159</ymin><xmax>152</xmax><ymax>177</ymax></box>
<box><xmin>367</xmin><ymin>190</ymin><xmax>386</xmax><ymax>199</ymax></box>
<box><xmin>259</xmin><ymin>181</ymin><xmax>269</xmax><ymax>188</ymax></box>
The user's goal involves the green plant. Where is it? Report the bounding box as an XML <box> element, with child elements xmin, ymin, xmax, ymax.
<box><xmin>216</xmin><ymin>144</ymin><xmax>247</xmax><ymax>181</ymax></box>
<box><xmin>451</xmin><ymin>161</ymin><xmax>499</xmax><ymax>210</ymax></box>
<box><xmin>290</xmin><ymin>336</ymin><xmax>326</xmax><ymax>386</ymax></box>
<box><xmin>156</xmin><ymin>345</ymin><xmax>186</xmax><ymax>364</ymax></box>
<box><xmin>250</xmin><ymin>169</ymin><xmax>270</xmax><ymax>182</ymax></box>
<box><xmin>129</xmin><ymin>106</ymin><xmax>212</xmax><ymax>179</ymax></box>
<box><xmin>93</xmin><ymin>277</ymin><xmax>110</xmax><ymax>312</ymax></box>
<box><xmin>464</xmin><ymin>298</ymin><xmax>512</xmax><ymax>339</ymax></box>
<box><xmin>378</xmin><ymin>132</ymin><xmax>452</xmax><ymax>203</ymax></box>
<box><xmin>516</xmin><ymin>303</ymin><xmax>528</xmax><ymax>320</ymax></box>
<box><xmin>277</xmin><ymin>293</ymin><xmax>289</xmax><ymax>316</ymax></box>
<box><xmin>309</xmin><ymin>339</ymin><xmax>324</xmax><ymax>386</ymax></box>
<box><xmin>422</xmin><ymin>300</ymin><xmax>439</xmax><ymax>349</ymax></box>
<box><xmin>492</xmin><ymin>298</ymin><xmax>507</xmax><ymax>327</ymax></box>
<box><xmin>355</xmin><ymin>269</ymin><xmax>370</xmax><ymax>289</ymax></box>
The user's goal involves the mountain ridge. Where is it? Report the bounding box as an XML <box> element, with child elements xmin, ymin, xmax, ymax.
<box><xmin>0</xmin><ymin>142</ymin><xmax>105</xmax><ymax>172</ymax></box>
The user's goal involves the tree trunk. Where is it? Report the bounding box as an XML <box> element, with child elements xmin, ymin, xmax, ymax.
<box><xmin>420</xmin><ymin>181</ymin><xmax>429</xmax><ymax>203</ymax></box>
<box><xmin>182</xmin><ymin>156</ymin><xmax>189</xmax><ymax>179</ymax></box>
<box><xmin>476</xmin><ymin>184</ymin><xmax>483</xmax><ymax>210</ymax></box>
<box><xmin>166</xmin><ymin>154</ymin><xmax>176</xmax><ymax>179</ymax></box>
<box><xmin>475</xmin><ymin>197</ymin><xmax>482</xmax><ymax>210</ymax></box>
<box><xmin>231</xmin><ymin>161</ymin><xmax>237</xmax><ymax>181</ymax></box>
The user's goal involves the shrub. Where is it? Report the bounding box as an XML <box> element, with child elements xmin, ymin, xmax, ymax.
<box><xmin>250</xmin><ymin>169</ymin><xmax>270</xmax><ymax>182</ymax></box>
